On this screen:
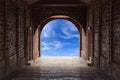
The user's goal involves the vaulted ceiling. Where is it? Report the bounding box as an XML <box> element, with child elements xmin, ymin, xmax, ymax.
<box><xmin>23</xmin><ymin>0</ymin><xmax>92</xmax><ymax>5</ymax></box>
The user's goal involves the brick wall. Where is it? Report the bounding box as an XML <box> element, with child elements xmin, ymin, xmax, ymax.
<box><xmin>33</xmin><ymin>29</ymin><xmax>39</xmax><ymax>60</ymax></box>
<box><xmin>18</xmin><ymin>3</ymin><xmax>26</xmax><ymax>67</ymax></box>
<box><xmin>86</xmin><ymin>6</ymin><xmax>93</xmax><ymax>62</ymax></box>
<box><xmin>81</xmin><ymin>28</ymin><xmax>87</xmax><ymax>60</ymax></box>
<box><xmin>5</xmin><ymin>0</ymin><xmax>17</xmax><ymax>74</ymax></box>
<box><xmin>0</xmin><ymin>0</ymin><xmax>30</xmax><ymax>79</ymax></box>
<box><xmin>0</xmin><ymin>0</ymin><xmax>5</xmax><ymax>78</ymax></box>
<box><xmin>87</xmin><ymin>0</ymin><xmax>120</xmax><ymax>79</ymax></box>
<box><xmin>100</xmin><ymin>0</ymin><xmax>112</xmax><ymax>74</ymax></box>
<box><xmin>32</xmin><ymin>6</ymin><xmax>86</xmax><ymax>33</ymax></box>
<box><xmin>93</xmin><ymin>1</ymin><xmax>101</xmax><ymax>67</ymax></box>
<box><xmin>111</xmin><ymin>0</ymin><xmax>120</xmax><ymax>79</ymax></box>
<box><xmin>26</xmin><ymin>6</ymin><xmax>32</xmax><ymax>61</ymax></box>
<box><xmin>0</xmin><ymin>0</ymin><xmax>4</xmax><ymax>61</ymax></box>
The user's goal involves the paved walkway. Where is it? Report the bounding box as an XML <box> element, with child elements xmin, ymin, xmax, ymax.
<box><xmin>4</xmin><ymin>57</ymin><xmax>114</xmax><ymax>80</ymax></box>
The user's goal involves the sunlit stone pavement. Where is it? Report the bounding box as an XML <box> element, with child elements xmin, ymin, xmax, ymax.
<box><xmin>5</xmin><ymin>57</ymin><xmax>114</xmax><ymax>80</ymax></box>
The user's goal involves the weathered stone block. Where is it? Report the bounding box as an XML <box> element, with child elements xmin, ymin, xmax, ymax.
<box><xmin>6</xmin><ymin>55</ymin><xmax>17</xmax><ymax>74</ymax></box>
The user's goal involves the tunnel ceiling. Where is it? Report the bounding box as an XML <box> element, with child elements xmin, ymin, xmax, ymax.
<box><xmin>23</xmin><ymin>0</ymin><xmax>92</xmax><ymax>5</ymax></box>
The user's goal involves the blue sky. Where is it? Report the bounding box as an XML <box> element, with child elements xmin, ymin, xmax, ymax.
<box><xmin>41</xmin><ymin>19</ymin><xmax>80</xmax><ymax>56</ymax></box>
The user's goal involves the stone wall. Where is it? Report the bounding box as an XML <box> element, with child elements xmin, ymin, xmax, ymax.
<box><xmin>93</xmin><ymin>1</ymin><xmax>101</xmax><ymax>67</ymax></box>
<box><xmin>0</xmin><ymin>0</ymin><xmax>5</xmax><ymax>78</ymax></box>
<box><xmin>86</xmin><ymin>6</ymin><xmax>93</xmax><ymax>62</ymax></box>
<box><xmin>32</xmin><ymin>5</ymin><xmax>87</xmax><ymax>33</ymax></box>
<box><xmin>5</xmin><ymin>0</ymin><xmax>17</xmax><ymax>74</ymax></box>
<box><xmin>100</xmin><ymin>0</ymin><xmax>112</xmax><ymax>75</ymax></box>
<box><xmin>33</xmin><ymin>28</ymin><xmax>40</xmax><ymax>60</ymax></box>
<box><xmin>111</xmin><ymin>0</ymin><xmax>120</xmax><ymax>79</ymax></box>
<box><xmin>26</xmin><ymin>6</ymin><xmax>32</xmax><ymax>61</ymax></box>
<box><xmin>87</xmin><ymin>0</ymin><xmax>120</xmax><ymax>79</ymax></box>
<box><xmin>81</xmin><ymin>28</ymin><xmax>87</xmax><ymax>60</ymax></box>
<box><xmin>0</xmin><ymin>0</ymin><xmax>30</xmax><ymax>79</ymax></box>
<box><xmin>18</xmin><ymin>2</ymin><xmax>26</xmax><ymax>67</ymax></box>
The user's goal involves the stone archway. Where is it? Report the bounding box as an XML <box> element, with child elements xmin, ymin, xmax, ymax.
<box><xmin>33</xmin><ymin>15</ymin><xmax>87</xmax><ymax>60</ymax></box>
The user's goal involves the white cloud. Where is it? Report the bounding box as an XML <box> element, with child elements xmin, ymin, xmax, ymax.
<box><xmin>64</xmin><ymin>20</ymin><xmax>78</xmax><ymax>31</ymax></box>
<box><xmin>41</xmin><ymin>24</ymin><xmax>56</xmax><ymax>38</ymax></box>
<box><xmin>71</xmin><ymin>34</ymin><xmax>79</xmax><ymax>38</ymax></box>
<box><xmin>41</xmin><ymin>42</ymin><xmax>51</xmax><ymax>50</ymax></box>
<box><xmin>60</xmin><ymin>26</ymin><xmax>79</xmax><ymax>39</ymax></box>
<box><xmin>60</xmin><ymin>34</ymin><xmax>79</xmax><ymax>39</ymax></box>
<box><xmin>42</xmin><ymin>46</ymin><xmax>51</xmax><ymax>50</ymax></box>
<box><xmin>54</xmin><ymin>41</ymin><xmax>63</xmax><ymax>49</ymax></box>
<box><xmin>41</xmin><ymin>41</ymin><xmax>71</xmax><ymax>51</ymax></box>
<box><xmin>41</xmin><ymin>41</ymin><xmax>63</xmax><ymax>51</ymax></box>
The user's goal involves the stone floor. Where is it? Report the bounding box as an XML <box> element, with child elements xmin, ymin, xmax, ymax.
<box><xmin>3</xmin><ymin>57</ymin><xmax>115</xmax><ymax>80</ymax></box>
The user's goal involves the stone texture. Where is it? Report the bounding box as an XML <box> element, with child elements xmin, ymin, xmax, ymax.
<box><xmin>88</xmin><ymin>0</ymin><xmax>120</xmax><ymax>79</ymax></box>
<box><xmin>6</xmin><ymin>55</ymin><xmax>17</xmax><ymax>74</ymax></box>
<box><xmin>100</xmin><ymin>0</ymin><xmax>111</xmax><ymax>74</ymax></box>
<box><xmin>0</xmin><ymin>0</ymin><xmax>29</xmax><ymax>79</ymax></box>
<box><xmin>92</xmin><ymin>1</ymin><xmax>100</xmax><ymax>67</ymax></box>
<box><xmin>0</xmin><ymin>1</ymin><xmax>5</xmax><ymax>78</ymax></box>
<box><xmin>18</xmin><ymin>4</ymin><xmax>25</xmax><ymax>67</ymax></box>
<box><xmin>111</xmin><ymin>0</ymin><xmax>120</xmax><ymax>79</ymax></box>
<box><xmin>5</xmin><ymin>0</ymin><xmax>17</xmax><ymax>74</ymax></box>
<box><xmin>0</xmin><ymin>0</ymin><xmax>4</xmax><ymax>61</ymax></box>
<box><xmin>2</xmin><ymin>57</ymin><xmax>115</xmax><ymax>80</ymax></box>
<box><xmin>81</xmin><ymin>28</ymin><xmax>87</xmax><ymax>60</ymax></box>
<box><xmin>32</xmin><ymin>6</ymin><xmax>86</xmax><ymax>32</ymax></box>
<box><xmin>33</xmin><ymin>29</ymin><xmax>39</xmax><ymax>60</ymax></box>
<box><xmin>86</xmin><ymin>6</ymin><xmax>93</xmax><ymax>63</ymax></box>
<box><xmin>112</xmin><ymin>0</ymin><xmax>120</xmax><ymax>64</ymax></box>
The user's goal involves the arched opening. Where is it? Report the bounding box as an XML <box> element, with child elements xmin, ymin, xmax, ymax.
<box><xmin>41</xmin><ymin>19</ymin><xmax>80</xmax><ymax>56</ymax></box>
<box><xmin>33</xmin><ymin>15</ymin><xmax>87</xmax><ymax>61</ymax></box>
